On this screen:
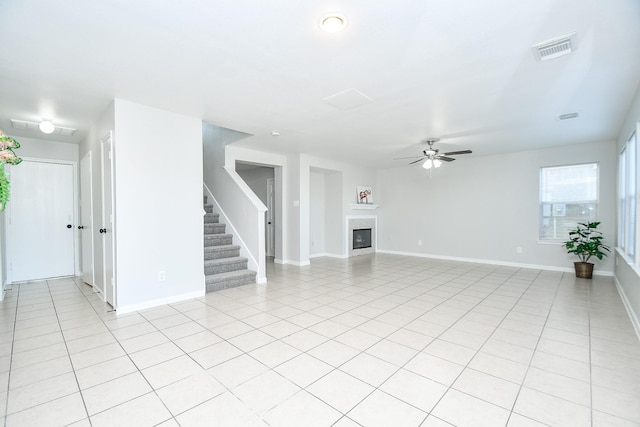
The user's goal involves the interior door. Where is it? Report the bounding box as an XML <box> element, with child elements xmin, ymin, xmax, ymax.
<box><xmin>266</xmin><ymin>178</ymin><xmax>275</xmax><ymax>257</ymax></box>
<box><xmin>6</xmin><ymin>160</ymin><xmax>75</xmax><ymax>282</ymax></box>
<box><xmin>80</xmin><ymin>152</ymin><xmax>95</xmax><ymax>287</ymax></box>
<box><xmin>101</xmin><ymin>132</ymin><xmax>115</xmax><ymax>307</ymax></box>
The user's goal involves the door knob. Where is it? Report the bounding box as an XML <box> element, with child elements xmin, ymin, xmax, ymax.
<box><xmin>99</xmin><ymin>228</ymin><xmax>106</xmax><ymax>233</ymax></box>
<box><xmin>78</xmin><ymin>225</ymin><xmax>85</xmax><ymax>230</ymax></box>
<box><xmin>268</xmin><ymin>222</ymin><xmax>272</xmax><ymax>224</ymax></box>
<box><xmin>66</xmin><ymin>224</ymin><xmax>72</xmax><ymax>229</ymax></box>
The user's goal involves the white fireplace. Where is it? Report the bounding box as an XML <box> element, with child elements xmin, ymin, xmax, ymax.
<box><xmin>346</xmin><ymin>215</ymin><xmax>377</xmax><ymax>256</ymax></box>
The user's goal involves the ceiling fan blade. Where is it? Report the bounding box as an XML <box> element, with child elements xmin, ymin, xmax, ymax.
<box><xmin>408</xmin><ymin>158</ymin><xmax>424</xmax><ymax>165</ymax></box>
<box><xmin>394</xmin><ymin>155</ymin><xmax>426</xmax><ymax>160</ymax></box>
<box><xmin>436</xmin><ymin>156</ymin><xmax>456</xmax><ymax>162</ymax></box>
<box><xmin>442</xmin><ymin>150</ymin><xmax>472</xmax><ymax>156</ymax></box>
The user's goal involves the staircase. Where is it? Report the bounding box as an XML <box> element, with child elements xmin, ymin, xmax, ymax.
<box><xmin>204</xmin><ymin>196</ymin><xmax>256</xmax><ymax>292</ymax></box>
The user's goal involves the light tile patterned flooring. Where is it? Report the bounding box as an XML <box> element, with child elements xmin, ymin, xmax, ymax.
<box><xmin>1</xmin><ymin>254</ymin><xmax>639</xmax><ymax>426</ymax></box>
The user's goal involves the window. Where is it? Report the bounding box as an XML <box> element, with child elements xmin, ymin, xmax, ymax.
<box><xmin>619</xmin><ymin>131</ymin><xmax>637</xmax><ymax>259</ymax></box>
<box><xmin>539</xmin><ymin>163</ymin><xmax>599</xmax><ymax>240</ymax></box>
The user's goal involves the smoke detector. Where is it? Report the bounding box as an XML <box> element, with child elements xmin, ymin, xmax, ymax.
<box><xmin>532</xmin><ymin>33</ymin><xmax>577</xmax><ymax>61</ymax></box>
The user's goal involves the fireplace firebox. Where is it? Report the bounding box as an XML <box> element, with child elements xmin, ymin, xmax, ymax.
<box><xmin>353</xmin><ymin>228</ymin><xmax>372</xmax><ymax>250</ymax></box>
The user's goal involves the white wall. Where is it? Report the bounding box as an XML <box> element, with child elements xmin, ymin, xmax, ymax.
<box><xmin>12</xmin><ymin>136</ymin><xmax>78</xmax><ymax>161</ymax></box>
<box><xmin>325</xmin><ymin>172</ymin><xmax>343</xmax><ymax>255</ymax></box>
<box><xmin>236</xmin><ymin>165</ymin><xmax>274</xmax><ymax>206</ymax></box>
<box><xmin>615</xmin><ymin>83</ymin><xmax>640</xmax><ymax>333</ymax></box>
<box><xmin>309</xmin><ymin>170</ymin><xmax>326</xmax><ymax>256</ymax></box>
<box><xmin>377</xmin><ymin>140</ymin><xmax>616</xmax><ymax>274</ymax></box>
<box><xmin>112</xmin><ymin>100</ymin><xmax>204</xmax><ymax>310</ymax></box>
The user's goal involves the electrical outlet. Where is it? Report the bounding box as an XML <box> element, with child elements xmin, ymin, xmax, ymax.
<box><xmin>418</xmin><ymin>239</ymin><xmax>422</xmax><ymax>246</ymax></box>
<box><xmin>158</xmin><ymin>271</ymin><xmax>166</xmax><ymax>281</ymax></box>
<box><xmin>516</xmin><ymin>246</ymin><xmax>523</xmax><ymax>254</ymax></box>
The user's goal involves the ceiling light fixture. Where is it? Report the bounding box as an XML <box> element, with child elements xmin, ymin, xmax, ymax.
<box><xmin>320</xmin><ymin>14</ymin><xmax>347</xmax><ymax>33</ymax></box>
<box><xmin>39</xmin><ymin>120</ymin><xmax>55</xmax><ymax>134</ymax></box>
<box><xmin>422</xmin><ymin>158</ymin><xmax>442</xmax><ymax>170</ymax></box>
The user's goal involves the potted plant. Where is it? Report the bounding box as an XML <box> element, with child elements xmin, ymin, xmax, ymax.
<box><xmin>562</xmin><ymin>221</ymin><xmax>610</xmax><ymax>279</ymax></box>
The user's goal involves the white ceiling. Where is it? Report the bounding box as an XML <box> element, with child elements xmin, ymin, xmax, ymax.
<box><xmin>1</xmin><ymin>0</ymin><xmax>639</xmax><ymax>168</ymax></box>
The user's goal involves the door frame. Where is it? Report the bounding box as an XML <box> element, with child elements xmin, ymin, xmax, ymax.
<box><xmin>101</xmin><ymin>131</ymin><xmax>116</xmax><ymax>307</ymax></box>
<box><xmin>80</xmin><ymin>151</ymin><xmax>95</xmax><ymax>287</ymax></box>
<box><xmin>5</xmin><ymin>156</ymin><xmax>79</xmax><ymax>283</ymax></box>
<box><xmin>266</xmin><ymin>178</ymin><xmax>275</xmax><ymax>257</ymax></box>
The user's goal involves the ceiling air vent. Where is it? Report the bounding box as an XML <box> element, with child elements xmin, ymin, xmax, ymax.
<box><xmin>557</xmin><ymin>112</ymin><xmax>580</xmax><ymax>121</ymax></box>
<box><xmin>532</xmin><ymin>33</ymin><xmax>577</xmax><ymax>61</ymax></box>
<box><xmin>9</xmin><ymin>119</ymin><xmax>76</xmax><ymax>136</ymax></box>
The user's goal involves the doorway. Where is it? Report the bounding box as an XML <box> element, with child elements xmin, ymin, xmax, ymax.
<box><xmin>234</xmin><ymin>162</ymin><xmax>282</xmax><ymax>265</ymax></box>
<box><xmin>80</xmin><ymin>151</ymin><xmax>95</xmax><ymax>287</ymax></box>
<box><xmin>101</xmin><ymin>132</ymin><xmax>116</xmax><ymax>307</ymax></box>
<box><xmin>6</xmin><ymin>159</ymin><xmax>76</xmax><ymax>282</ymax></box>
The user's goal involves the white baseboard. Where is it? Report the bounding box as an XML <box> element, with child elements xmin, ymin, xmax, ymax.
<box><xmin>116</xmin><ymin>290</ymin><xmax>205</xmax><ymax>315</ymax></box>
<box><xmin>614</xmin><ymin>276</ymin><xmax>640</xmax><ymax>341</ymax></box>
<box><xmin>376</xmin><ymin>249</ymin><xmax>614</xmax><ymax>277</ymax></box>
<box><xmin>257</xmin><ymin>276</ymin><xmax>268</xmax><ymax>285</ymax></box>
<box><xmin>310</xmin><ymin>252</ymin><xmax>348</xmax><ymax>259</ymax></box>
<box><xmin>276</xmin><ymin>259</ymin><xmax>311</xmax><ymax>266</ymax></box>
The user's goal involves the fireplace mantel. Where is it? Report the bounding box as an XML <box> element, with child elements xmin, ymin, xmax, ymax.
<box><xmin>349</xmin><ymin>204</ymin><xmax>379</xmax><ymax>210</ymax></box>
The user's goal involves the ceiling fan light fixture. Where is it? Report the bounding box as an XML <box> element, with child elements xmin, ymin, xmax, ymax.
<box><xmin>39</xmin><ymin>120</ymin><xmax>55</xmax><ymax>134</ymax></box>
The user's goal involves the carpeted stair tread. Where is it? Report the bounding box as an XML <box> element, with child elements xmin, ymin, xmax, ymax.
<box><xmin>202</xmin><ymin>195</ymin><xmax>256</xmax><ymax>293</ymax></box>
<box><xmin>204</xmin><ymin>213</ymin><xmax>220</xmax><ymax>224</ymax></box>
<box><xmin>204</xmin><ymin>256</ymin><xmax>247</xmax><ymax>266</ymax></box>
<box><xmin>204</xmin><ymin>244</ymin><xmax>240</xmax><ymax>253</ymax></box>
<box><xmin>206</xmin><ymin>269</ymin><xmax>255</xmax><ymax>281</ymax></box>
<box><xmin>204</xmin><ymin>234</ymin><xmax>233</xmax><ymax>247</ymax></box>
<box><xmin>204</xmin><ymin>223</ymin><xmax>226</xmax><ymax>234</ymax></box>
<box><xmin>205</xmin><ymin>270</ymin><xmax>257</xmax><ymax>292</ymax></box>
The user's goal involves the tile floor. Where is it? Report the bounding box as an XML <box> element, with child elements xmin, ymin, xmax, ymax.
<box><xmin>1</xmin><ymin>254</ymin><xmax>639</xmax><ymax>426</ymax></box>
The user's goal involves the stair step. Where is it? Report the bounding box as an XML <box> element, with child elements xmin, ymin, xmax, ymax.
<box><xmin>204</xmin><ymin>234</ymin><xmax>233</xmax><ymax>247</ymax></box>
<box><xmin>204</xmin><ymin>244</ymin><xmax>241</xmax><ymax>260</ymax></box>
<box><xmin>204</xmin><ymin>204</ymin><xmax>214</xmax><ymax>214</ymax></box>
<box><xmin>206</xmin><ymin>269</ymin><xmax>256</xmax><ymax>293</ymax></box>
<box><xmin>204</xmin><ymin>212</ymin><xmax>220</xmax><ymax>224</ymax></box>
<box><xmin>204</xmin><ymin>256</ymin><xmax>248</xmax><ymax>275</ymax></box>
<box><xmin>204</xmin><ymin>223</ymin><xmax>226</xmax><ymax>234</ymax></box>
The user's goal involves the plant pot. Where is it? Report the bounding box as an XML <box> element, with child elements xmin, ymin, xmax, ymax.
<box><xmin>574</xmin><ymin>262</ymin><xmax>594</xmax><ymax>279</ymax></box>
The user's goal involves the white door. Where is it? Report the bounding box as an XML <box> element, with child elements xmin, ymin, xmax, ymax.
<box><xmin>101</xmin><ymin>133</ymin><xmax>116</xmax><ymax>307</ymax></box>
<box><xmin>6</xmin><ymin>160</ymin><xmax>75</xmax><ymax>282</ymax></box>
<box><xmin>80</xmin><ymin>152</ymin><xmax>95</xmax><ymax>287</ymax></box>
<box><xmin>266</xmin><ymin>178</ymin><xmax>275</xmax><ymax>257</ymax></box>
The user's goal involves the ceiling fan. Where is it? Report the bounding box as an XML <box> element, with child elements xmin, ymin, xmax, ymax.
<box><xmin>394</xmin><ymin>138</ymin><xmax>472</xmax><ymax>169</ymax></box>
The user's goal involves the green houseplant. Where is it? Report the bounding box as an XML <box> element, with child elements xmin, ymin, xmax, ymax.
<box><xmin>562</xmin><ymin>221</ymin><xmax>610</xmax><ymax>279</ymax></box>
<box><xmin>0</xmin><ymin>130</ymin><xmax>23</xmax><ymax>211</ymax></box>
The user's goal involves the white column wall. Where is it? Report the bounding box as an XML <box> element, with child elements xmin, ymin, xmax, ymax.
<box><xmin>113</xmin><ymin>99</ymin><xmax>203</xmax><ymax>310</ymax></box>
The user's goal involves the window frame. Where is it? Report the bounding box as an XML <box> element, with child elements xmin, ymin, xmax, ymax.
<box><xmin>618</xmin><ymin>129</ymin><xmax>638</xmax><ymax>263</ymax></box>
<box><xmin>539</xmin><ymin>162</ymin><xmax>600</xmax><ymax>242</ymax></box>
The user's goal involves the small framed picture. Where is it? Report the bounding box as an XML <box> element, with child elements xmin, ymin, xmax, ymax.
<box><xmin>357</xmin><ymin>186</ymin><xmax>372</xmax><ymax>204</ymax></box>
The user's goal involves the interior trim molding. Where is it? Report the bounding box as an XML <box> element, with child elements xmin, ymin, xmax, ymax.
<box><xmin>376</xmin><ymin>249</ymin><xmax>614</xmax><ymax>277</ymax></box>
<box><xmin>116</xmin><ymin>290</ymin><xmax>205</xmax><ymax>315</ymax></box>
<box><xmin>614</xmin><ymin>275</ymin><xmax>640</xmax><ymax>341</ymax></box>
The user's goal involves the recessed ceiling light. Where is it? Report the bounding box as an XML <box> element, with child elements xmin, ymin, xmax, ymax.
<box><xmin>320</xmin><ymin>14</ymin><xmax>347</xmax><ymax>33</ymax></box>
<box><xmin>39</xmin><ymin>120</ymin><xmax>55</xmax><ymax>134</ymax></box>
